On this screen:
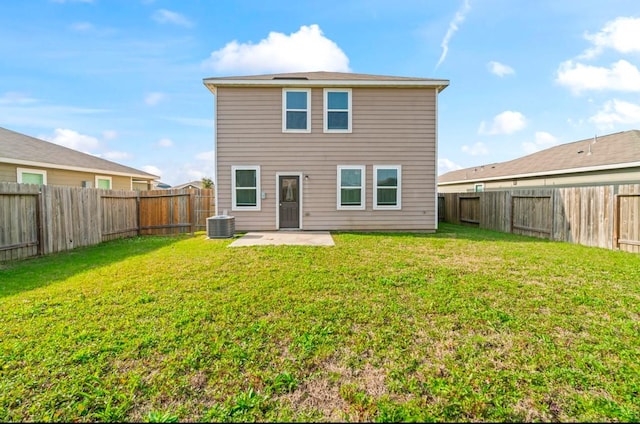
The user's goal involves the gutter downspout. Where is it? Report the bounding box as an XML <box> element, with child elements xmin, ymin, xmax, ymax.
<box><xmin>213</xmin><ymin>90</ymin><xmax>219</xmax><ymax>217</ymax></box>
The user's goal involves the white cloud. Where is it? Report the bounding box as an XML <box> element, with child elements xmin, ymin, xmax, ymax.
<box><xmin>195</xmin><ymin>150</ymin><xmax>214</xmax><ymax>161</ymax></box>
<box><xmin>102</xmin><ymin>151</ymin><xmax>132</xmax><ymax>161</ymax></box>
<box><xmin>157</xmin><ymin>138</ymin><xmax>174</xmax><ymax>147</ymax></box>
<box><xmin>70</xmin><ymin>22</ymin><xmax>94</xmax><ymax>31</ymax></box>
<box><xmin>461</xmin><ymin>141</ymin><xmax>488</xmax><ymax>156</ymax></box>
<box><xmin>438</xmin><ymin>158</ymin><xmax>463</xmax><ymax>175</ymax></box>
<box><xmin>478</xmin><ymin>111</ymin><xmax>526</xmax><ymax>135</ymax></box>
<box><xmin>487</xmin><ymin>61</ymin><xmax>514</xmax><ymax>77</ymax></box>
<box><xmin>589</xmin><ymin>99</ymin><xmax>640</xmax><ymax>129</ymax></box>
<box><xmin>203</xmin><ymin>24</ymin><xmax>350</xmax><ymax>74</ymax></box>
<box><xmin>51</xmin><ymin>0</ymin><xmax>94</xmax><ymax>3</ymax></box>
<box><xmin>102</xmin><ymin>130</ymin><xmax>118</xmax><ymax>140</ymax></box>
<box><xmin>581</xmin><ymin>17</ymin><xmax>640</xmax><ymax>59</ymax></box>
<box><xmin>142</xmin><ymin>165</ymin><xmax>162</xmax><ymax>177</ymax></box>
<box><xmin>0</xmin><ymin>92</ymin><xmax>38</xmax><ymax>104</ymax></box>
<box><xmin>145</xmin><ymin>92</ymin><xmax>165</xmax><ymax>106</ymax></box>
<box><xmin>43</xmin><ymin>128</ymin><xmax>100</xmax><ymax>151</ymax></box>
<box><xmin>522</xmin><ymin>131</ymin><xmax>559</xmax><ymax>154</ymax></box>
<box><xmin>152</xmin><ymin>9</ymin><xmax>193</xmax><ymax>27</ymax></box>
<box><xmin>435</xmin><ymin>0</ymin><xmax>471</xmax><ymax>69</ymax></box>
<box><xmin>556</xmin><ymin>59</ymin><xmax>640</xmax><ymax>94</ymax></box>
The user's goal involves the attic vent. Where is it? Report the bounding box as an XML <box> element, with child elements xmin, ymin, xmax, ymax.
<box><xmin>272</xmin><ymin>76</ymin><xmax>308</xmax><ymax>80</ymax></box>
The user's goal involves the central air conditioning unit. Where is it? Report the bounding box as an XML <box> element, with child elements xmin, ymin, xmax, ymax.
<box><xmin>207</xmin><ymin>215</ymin><xmax>235</xmax><ymax>238</ymax></box>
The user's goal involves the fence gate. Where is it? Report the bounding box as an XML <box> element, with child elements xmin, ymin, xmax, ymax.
<box><xmin>0</xmin><ymin>186</ymin><xmax>41</xmax><ymax>261</ymax></box>
<box><xmin>614</xmin><ymin>193</ymin><xmax>640</xmax><ymax>253</ymax></box>
<box><xmin>458</xmin><ymin>196</ymin><xmax>480</xmax><ymax>226</ymax></box>
<box><xmin>510</xmin><ymin>195</ymin><xmax>553</xmax><ymax>239</ymax></box>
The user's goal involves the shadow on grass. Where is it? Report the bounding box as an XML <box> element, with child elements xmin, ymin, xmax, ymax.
<box><xmin>0</xmin><ymin>235</ymin><xmax>184</xmax><ymax>298</ymax></box>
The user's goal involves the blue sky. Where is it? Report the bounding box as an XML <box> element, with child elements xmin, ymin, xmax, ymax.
<box><xmin>1</xmin><ymin>0</ymin><xmax>639</xmax><ymax>186</ymax></box>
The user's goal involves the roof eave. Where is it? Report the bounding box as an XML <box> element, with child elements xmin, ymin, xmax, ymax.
<box><xmin>203</xmin><ymin>78</ymin><xmax>450</xmax><ymax>94</ymax></box>
<box><xmin>438</xmin><ymin>161</ymin><xmax>640</xmax><ymax>185</ymax></box>
<box><xmin>1</xmin><ymin>157</ymin><xmax>159</xmax><ymax>180</ymax></box>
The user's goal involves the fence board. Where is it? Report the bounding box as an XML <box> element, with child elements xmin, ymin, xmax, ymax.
<box><xmin>439</xmin><ymin>184</ymin><xmax>640</xmax><ymax>253</ymax></box>
<box><xmin>1</xmin><ymin>184</ymin><xmax>216</xmax><ymax>262</ymax></box>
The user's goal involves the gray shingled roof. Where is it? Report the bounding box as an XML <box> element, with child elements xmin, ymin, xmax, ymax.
<box><xmin>205</xmin><ymin>70</ymin><xmax>445</xmax><ymax>81</ymax></box>
<box><xmin>203</xmin><ymin>71</ymin><xmax>449</xmax><ymax>91</ymax></box>
<box><xmin>0</xmin><ymin>127</ymin><xmax>158</xmax><ymax>179</ymax></box>
<box><xmin>439</xmin><ymin>130</ymin><xmax>640</xmax><ymax>184</ymax></box>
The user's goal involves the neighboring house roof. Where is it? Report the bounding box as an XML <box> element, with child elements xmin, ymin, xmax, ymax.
<box><xmin>0</xmin><ymin>127</ymin><xmax>159</xmax><ymax>180</ymax></box>
<box><xmin>153</xmin><ymin>181</ymin><xmax>172</xmax><ymax>189</ymax></box>
<box><xmin>203</xmin><ymin>71</ymin><xmax>449</xmax><ymax>93</ymax></box>
<box><xmin>439</xmin><ymin>130</ymin><xmax>640</xmax><ymax>185</ymax></box>
<box><xmin>172</xmin><ymin>180</ymin><xmax>203</xmax><ymax>189</ymax></box>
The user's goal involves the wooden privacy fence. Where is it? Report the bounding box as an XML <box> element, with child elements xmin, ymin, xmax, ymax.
<box><xmin>438</xmin><ymin>184</ymin><xmax>640</xmax><ymax>253</ymax></box>
<box><xmin>0</xmin><ymin>183</ymin><xmax>215</xmax><ymax>261</ymax></box>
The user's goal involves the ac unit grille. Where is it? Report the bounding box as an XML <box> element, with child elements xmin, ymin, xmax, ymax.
<box><xmin>207</xmin><ymin>216</ymin><xmax>235</xmax><ymax>238</ymax></box>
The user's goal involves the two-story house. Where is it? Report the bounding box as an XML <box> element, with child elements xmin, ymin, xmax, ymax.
<box><xmin>203</xmin><ymin>71</ymin><xmax>449</xmax><ymax>232</ymax></box>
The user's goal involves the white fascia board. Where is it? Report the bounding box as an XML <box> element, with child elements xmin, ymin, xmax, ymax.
<box><xmin>438</xmin><ymin>161</ymin><xmax>640</xmax><ymax>185</ymax></box>
<box><xmin>204</xmin><ymin>79</ymin><xmax>450</xmax><ymax>93</ymax></box>
<box><xmin>0</xmin><ymin>157</ymin><xmax>159</xmax><ymax>180</ymax></box>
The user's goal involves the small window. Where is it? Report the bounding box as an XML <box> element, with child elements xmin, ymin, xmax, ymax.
<box><xmin>282</xmin><ymin>89</ymin><xmax>311</xmax><ymax>133</ymax></box>
<box><xmin>95</xmin><ymin>176</ymin><xmax>112</xmax><ymax>189</ymax></box>
<box><xmin>17</xmin><ymin>167</ymin><xmax>47</xmax><ymax>185</ymax></box>
<box><xmin>337</xmin><ymin>165</ymin><xmax>365</xmax><ymax>210</ymax></box>
<box><xmin>324</xmin><ymin>89</ymin><xmax>352</xmax><ymax>133</ymax></box>
<box><xmin>374</xmin><ymin>165</ymin><xmax>401</xmax><ymax>210</ymax></box>
<box><xmin>232</xmin><ymin>166</ymin><xmax>260</xmax><ymax>211</ymax></box>
<box><xmin>474</xmin><ymin>183</ymin><xmax>484</xmax><ymax>192</ymax></box>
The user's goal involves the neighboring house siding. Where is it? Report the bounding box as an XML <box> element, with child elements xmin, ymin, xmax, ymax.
<box><xmin>0</xmin><ymin>162</ymin><xmax>133</xmax><ymax>189</ymax></box>
<box><xmin>216</xmin><ymin>86</ymin><xmax>438</xmax><ymax>231</ymax></box>
<box><xmin>439</xmin><ymin>168</ymin><xmax>640</xmax><ymax>193</ymax></box>
<box><xmin>0</xmin><ymin>163</ymin><xmax>17</xmax><ymax>182</ymax></box>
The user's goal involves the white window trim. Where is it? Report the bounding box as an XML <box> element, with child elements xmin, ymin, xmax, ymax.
<box><xmin>282</xmin><ymin>88</ymin><xmax>311</xmax><ymax>133</ymax></box>
<box><xmin>474</xmin><ymin>183</ymin><xmax>485</xmax><ymax>192</ymax></box>
<box><xmin>17</xmin><ymin>167</ymin><xmax>47</xmax><ymax>185</ymax></box>
<box><xmin>232</xmin><ymin>165</ymin><xmax>261</xmax><ymax>211</ymax></box>
<box><xmin>337</xmin><ymin>165</ymin><xmax>365</xmax><ymax>210</ymax></box>
<box><xmin>323</xmin><ymin>88</ymin><xmax>352</xmax><ymax>133</ymax></box>
<box><xmin>373</xmin><ymin>165</ymin><xmax>402</xmax><ymax>210</ymax></box>
<box><xmin>95</xmin><ymin>175</ymin><xmax>112</xmax><ymax>189</ymax></box>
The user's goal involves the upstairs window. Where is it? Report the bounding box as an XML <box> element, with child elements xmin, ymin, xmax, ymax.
<box><xmin>282</xmin><ymin>89</ymin><xmax>311</xmax><ymax>133</ymax></box>
<box><xmin>324</xmin><ymin>89</ymin><xmax>351</xmax><ymax>133</ymax></box>
<box><xmin>232</xmin><ymin>166</ymin><xmax>261</xmax><ymax>211</ymax></box>
<box><xmin>373</xmin><ymin>165</ymin><xmax>401</xmax><ymax>210</ymax></box>
<box><xmin>337</xmin><ymin>165</ymin><xmax>365</xmax><ymax>210</ymax></box>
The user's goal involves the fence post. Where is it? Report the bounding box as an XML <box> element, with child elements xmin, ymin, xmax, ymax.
<box><xmin>613</xmin><ymin>194</ymin><xmax>619</xmax><ymax>250</ymax></box>
<box><xmin>136</xmin><ymin>192</ymin><xmax>141</xmax><ymax>236</ymax></box>
<box><xmin>189</xmin><ymin>190</ymin><xmax>196</xmax><ymax>235</ymax></box>
<box><xmin>36</xmin><ymin>189</ymin><xmax>44</xmax><ymax>256</ymax></box>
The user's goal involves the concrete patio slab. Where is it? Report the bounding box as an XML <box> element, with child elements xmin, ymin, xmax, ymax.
<box><xmin>228</xmin><ymin>231</ymin><xmax>335</xmax><ymax>247</ymax></box>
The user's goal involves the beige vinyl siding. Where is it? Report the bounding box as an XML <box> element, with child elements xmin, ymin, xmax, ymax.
<box><xmin>0</xmin><ymin>163</ymin><xmax>18</xmax><ymax>182</ymax></box>
<box><xmin>216</xmin><ymin>86</ymin><xmax>438</xmax><ymax>231</ymax></box>
<box><xmin>0</xmin><ymin>162</ymin><xmax>137</xmax><ymax>190</ymax></box>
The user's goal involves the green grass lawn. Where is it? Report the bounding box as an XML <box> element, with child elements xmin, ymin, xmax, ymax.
<box><xmin>1</xmin><ymin>223</ymin><xmax>639</xmax><ymax>422</ymax></box>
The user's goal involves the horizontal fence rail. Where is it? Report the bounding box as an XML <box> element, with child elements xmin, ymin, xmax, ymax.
<box><xmin>438</xmin><ymin>184</ymin><xmax>640</xmax><ymax>253</ymax></box>
<box><xmin>0</xmin><ymin>183</ymin><xmax>215</xmax><ymax>261</ymax></box>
